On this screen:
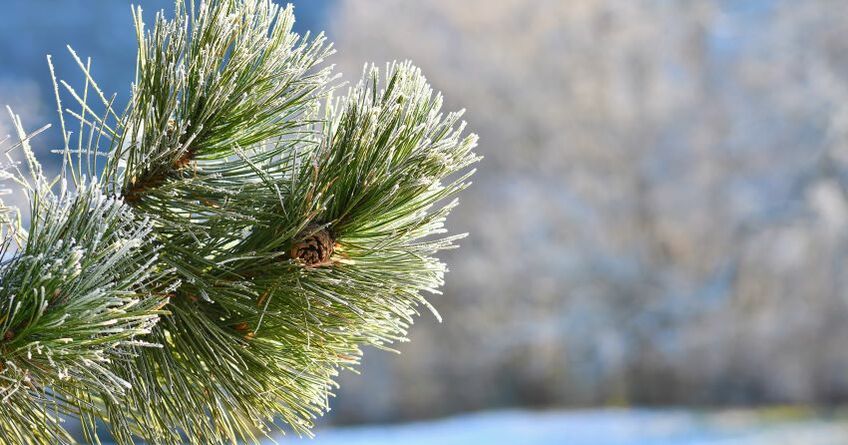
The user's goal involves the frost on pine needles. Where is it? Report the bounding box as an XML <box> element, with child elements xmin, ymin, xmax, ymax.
<box><xmin>0</xmin><ymin>146</ymin><xmax>167</xmax><ymax>444</ymax></box>
<box><xmin>0</xmin><ymin>1</ymin><xmax>479</xmax><ymax>444</ymax></box>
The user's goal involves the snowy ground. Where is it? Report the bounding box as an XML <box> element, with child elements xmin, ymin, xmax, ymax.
<box><xmin>292</xmin><ymin>409</ymin><xmax>848</xmax><ymax>445</ymax></box>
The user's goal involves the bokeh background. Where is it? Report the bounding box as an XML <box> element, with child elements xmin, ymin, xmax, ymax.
<box><xmin>4</xmin><ymin>1</ymin><xmax>848</xmax><ymax>443</ymax></box>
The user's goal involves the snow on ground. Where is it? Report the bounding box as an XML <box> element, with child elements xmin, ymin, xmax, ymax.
<box><xmin>292</xmin><ymin>409</ymin><xmax>848</xmax><ymax>445</ymax></box>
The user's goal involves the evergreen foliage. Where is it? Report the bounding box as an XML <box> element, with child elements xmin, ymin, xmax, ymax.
<box><xmin>0</xmin><ymin>1</ymin><xmax>478</xmax><ymax>443</ymax></box>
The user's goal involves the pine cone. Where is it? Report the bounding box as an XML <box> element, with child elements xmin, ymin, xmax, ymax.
<box><xmin>290</xmin><ymin>224</ymin><xmax>334</xmax><ymax>266</ymax></box>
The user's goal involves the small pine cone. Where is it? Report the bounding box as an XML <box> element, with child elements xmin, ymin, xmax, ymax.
<box><xmin>290</xmin><ymin>224</ymin><xmax>334</xmax><ymax>266</ymax></box>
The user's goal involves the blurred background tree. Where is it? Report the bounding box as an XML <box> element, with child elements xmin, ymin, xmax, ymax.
<box><xmin>4</xmin><ymin>0</ymin><xmax>848</xmax><ymax>431</ymax></box>
<box><xmin>327</xmin><ymin>0</ymin><xmax>848</xmax><ymax>422</ymax></box>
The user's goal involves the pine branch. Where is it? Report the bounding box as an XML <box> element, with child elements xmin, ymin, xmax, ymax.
<box><xmin>0</xmin><ymin>115</ymin><xmax>170</xmax><ymax>443</ymax></box>
<box><xmin>0</xmin><ymin>1</ymin><xmax>479</xmax><ymax>443</ymax></box>
<box><xmin>111</xmin><ymin>0</ymin><xmax>333</xmax><ymax>211</ymax></box>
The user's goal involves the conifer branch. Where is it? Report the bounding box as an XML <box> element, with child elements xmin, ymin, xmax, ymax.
<box><xmin>0</xmin><ymin>113</ymin><xmax>170</xmax><ymax>443</ymax></box>
<box><xmin>0</xmin><ymin>1</ymin><xmax>478</xmax><ymax>443</ymax></box>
